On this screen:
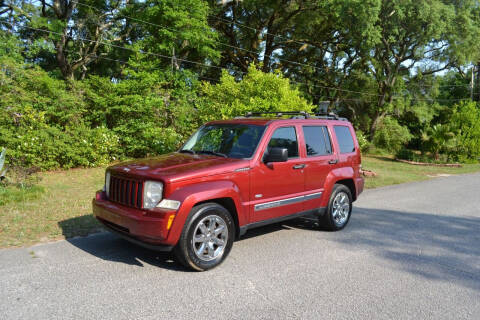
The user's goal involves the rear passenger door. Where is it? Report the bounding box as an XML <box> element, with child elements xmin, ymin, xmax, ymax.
<box><xmin>301</xmin><ymin>125</ymin><xmax>337</xmax><ymax>211</ymax></box>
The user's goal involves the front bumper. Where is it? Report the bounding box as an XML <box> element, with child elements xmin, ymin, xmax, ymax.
<box><xmin>93</xmin><ymin>195</ymin><xmax>175</xmax><ymax>248</ymax></box>
<box><xmin>99</xmin><ymin>218</ymin><xmax>173</xmax><ymax>252</ymax></box>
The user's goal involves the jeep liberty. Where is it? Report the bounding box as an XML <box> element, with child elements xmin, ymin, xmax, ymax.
<box><xmin>93</xmin><ymin>111</ymin><xmax>364</xmax><ymax>271</ymax></box>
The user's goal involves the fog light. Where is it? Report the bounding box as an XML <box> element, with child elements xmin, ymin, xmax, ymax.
<box><xmin>157</xmin><ymin>199</ymin><xmax>181</xmax><ymax>210</ymax></box>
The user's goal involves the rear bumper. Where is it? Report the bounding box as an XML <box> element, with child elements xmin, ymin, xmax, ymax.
<box><xmin>93</xmin><ymin>197</ymin><xmax>173</xmax><ymax>247</ymax></box>
<box><xmin>355</xmin><ymin>177</ymin><xmax>365</xmax><ymax>199</ymax></box>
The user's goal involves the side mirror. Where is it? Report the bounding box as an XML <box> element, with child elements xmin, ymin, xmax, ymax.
<box><xmin>264</xmin><ymin>147</ymin><xmax>288</xmax><ymax>163</ymax></box>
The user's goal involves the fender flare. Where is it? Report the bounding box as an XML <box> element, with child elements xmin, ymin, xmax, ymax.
<box><xmin>166</xmin><ymin>180</ymin><xmax>245</xmax><ymax>242</ymax></box>
<box><xmin>321</xmin><ymin>167</ymin><xmax>355</xmax><ymax>207</ymax></box>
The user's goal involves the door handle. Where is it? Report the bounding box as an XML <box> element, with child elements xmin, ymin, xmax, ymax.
<box><xmin>293</xmin><ymin>164</ymin><xmax>306</xmax><ymax>169</ymax></box>
<box><xmin>328</xmin><ymin>159</ymin><xmax>338</xmax><ymax>165</ymax></box>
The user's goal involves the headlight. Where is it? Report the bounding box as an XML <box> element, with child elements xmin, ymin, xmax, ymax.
<box><xmin>143</xmin><ymin>181</ymin><xmax>163</xmax><ymax>209</ymax></box>
<box><xmin>105</xmin><ymin>171</ymin><xmax>111</xmax><ymax>197</ymax></box>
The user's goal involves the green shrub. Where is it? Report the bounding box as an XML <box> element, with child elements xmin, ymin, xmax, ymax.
<box><xmin>0</xmin><ymin>56</ymin><xmax>197</xmax><ymax>170</ymax></box>
<box><xmin>420</xmin><ymin>124</ymin><xmax>456</xmax><ymax>161</ymax></box>
<box><xmin>197</xmin><ymin>65</ymin><xmax>314</xmax><ymax>122</ymax></box>
<box><xmin>373</xmin><ymin>117</ymin><xmax>412</xmax><ymax>153</ymax></box>
<box><xmin>355</xmin><ymin>130</ymin><xmax>371</xmax><ymax>153</ymax></box>
<box><xmin>449</xmin><ymin>101</ymin><xmax>480</xmax><ymax>162</ymax></box>
<box><xmin>396</xmin><ymin>148</ymin><xmax>450</xmax><ymax>164</ymax></box>
<box><xmin>82</xmin><ymin>72</ymin><xmax>197</xmax><ymax>158</ymax></box>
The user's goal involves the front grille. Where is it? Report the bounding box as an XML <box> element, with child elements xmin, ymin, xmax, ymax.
<box><xmin>109</xmin><ymin>176</ymin><xmax>143</xmax><ymax>208</ymax></box>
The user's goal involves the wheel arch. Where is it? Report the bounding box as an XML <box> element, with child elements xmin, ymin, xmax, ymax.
<box><xmin>322</xmin><ymin>167</ymin><xmax>357</xmax><ymax>207</ymax></box>
<box><xmin>195</xmin><ymin>197</ymin><xmax>240</xmax><ymax>239</ymax></box>
<box><xmin>335</xmin><ymin>178</ymin><xmax>357</xmax><ymax>201</ymax></box>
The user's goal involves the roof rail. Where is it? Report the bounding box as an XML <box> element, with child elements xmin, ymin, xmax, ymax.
<box><xmin>314</xmin><ymin>112</ymin><xmax>348</xmax><ymax>121</ymax></box>
<box><xmin>243</xmin><ymin>111</ymin><xmax>311</xmax><ymax>119</ymax></box>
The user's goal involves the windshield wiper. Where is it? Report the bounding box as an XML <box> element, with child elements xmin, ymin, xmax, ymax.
<box><xmin>197</xmin><ymin>150</ymin><xmax>228</xmax><ymax>158</ymax></box>
<box><xmin>179</xmin><ymin>149</ymin><xmax>196</xmax><ymax>155</ymax></box>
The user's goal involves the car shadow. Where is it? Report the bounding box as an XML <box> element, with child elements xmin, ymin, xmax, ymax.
<box><xmin>58</xmin><ymin>214</ymin><xmax>314</xmax><ymax>271</ymax></box>
<box><xmin>59</xmin><ymin>208</ymin><xmax>480</xmax><ymax>288</ymax></box>
<box><xmin>58</xmin><ymin>215</ymin><xmax>190</xmax><ymax>271</ymax></box>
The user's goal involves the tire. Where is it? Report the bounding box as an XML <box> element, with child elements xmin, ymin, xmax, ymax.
<box><xmin>174</xmin><ymin>202</ymin><xmax>234</xmax><ymax>271</ymax></box>
<box><xmin>320</xmin><ymin>184</ymin><xmax>353</xmax><ymax>231</ymax></box>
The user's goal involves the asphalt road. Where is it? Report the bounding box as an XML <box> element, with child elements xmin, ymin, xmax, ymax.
<box><xmin>1</xmin><ymin>172</ymin><xmax>479</xmax><ymax>320</ymax></box>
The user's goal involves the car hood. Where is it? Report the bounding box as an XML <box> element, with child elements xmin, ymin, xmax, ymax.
<box><xmin>108</xmin><ymin>152</ymin><xmax>247</xmax><ymax>182</ymax></box>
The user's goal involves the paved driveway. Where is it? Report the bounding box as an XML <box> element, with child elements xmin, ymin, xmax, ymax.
<box><xmin>1</xmin><ymin>173</ymin><xmax>479</xmax><ymax>320</ymax></box>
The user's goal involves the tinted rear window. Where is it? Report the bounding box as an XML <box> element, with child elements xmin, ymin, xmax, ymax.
<box><xmin>334</xmin><ymin>126</ymin><xmax>355</xmax><ymax>153</ymax></box>
<box><xmin>303</xmin><ymin>126</ymin><xmax>332</xmax><ymax>156</ymax></box>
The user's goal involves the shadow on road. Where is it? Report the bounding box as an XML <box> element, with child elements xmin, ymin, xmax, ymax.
<box><xmin>63</xmin><ymin>231</ymin><xmax>189</xmax><ymax>271</ymax></box>
<box><xmin>59</xmin><ymin>208</ymin><xmax>480</xmax><ymax>287</ymax></box>
<box><xmin>312</xmin><ymin>207</ymin><xmax>480</xmax><ymax>291</ymax></box>
<box><xmin>58</xmin><ymin>214</ymin><xmax>313</xmax><ymax>271</ymax></box>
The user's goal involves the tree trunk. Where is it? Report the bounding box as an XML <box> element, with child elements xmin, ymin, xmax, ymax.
<box><xmin>369</xmin><ymin>90</ymin><xmax>387</xmax><ymax>139</ymax></box>
<box><xmin>55</xmin><ymin>32</ymin><xmax>74</xmax><ymax>81</ymax></box>
<box><xmin>262</xmin><ymin>33</ymin><xmax>275</xmax><ymax>73</ymax></box>
<box><xmin>262</xmin><ymin>12</ymin><xmax>278</xmax><ymax>73</ymax></box>
<box><xmin>475</xmin><ymin>62</ymin><xmax>480</xmax><ymax>102</ymax></box>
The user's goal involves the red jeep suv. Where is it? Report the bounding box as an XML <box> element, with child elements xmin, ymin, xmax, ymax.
<box><xmin>93</xmin><ymin>111</ymin><xmax>364</xmax><ymax>271</ymax></box>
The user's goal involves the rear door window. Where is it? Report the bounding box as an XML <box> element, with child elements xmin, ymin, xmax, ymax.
<box><xmin>302</xmin><ymin>126</ymin><xmax>332</xmax><ymax>156</ymax></box>
<box><xmin>267</xmin><ymin>127</ymin><xmax>299</xmax><ymax>158</ymax></box>
<box><xmin>334</xmin><ymin>126</ymin><xmax>355</xmax><ymax>153</ymax></box>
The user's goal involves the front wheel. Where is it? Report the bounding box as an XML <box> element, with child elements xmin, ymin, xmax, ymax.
<box><xmin>174</xmin><ymin>203</ymin><xmax>234</xmax><ymax>271</ymax></box>
<box><xmin>320</xmin><ymin>184</ymin><xmax>353</xmax><ymax>231</ymax></box>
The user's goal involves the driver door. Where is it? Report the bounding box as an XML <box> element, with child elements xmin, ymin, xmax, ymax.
<box><xmin>249</xmin><ymin>126</ymin><xmax>306</xmax><ymax>223</ymax></box>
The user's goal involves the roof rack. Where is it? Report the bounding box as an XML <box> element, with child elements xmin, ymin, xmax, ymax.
<box><xmin>242</xmin><ymin>111</ymin><xmax>311</xmax><ymax>119</ymax></box>
<box><xmin>234</xmin><ymin>111</ymin><xmax>348</xmax><ymax>121</ymax></box>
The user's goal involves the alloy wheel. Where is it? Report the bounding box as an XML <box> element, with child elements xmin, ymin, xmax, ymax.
<box><xmin>332</xmin><ymin>191</ymin><xmax>350</xmax><ymax>227</ymax></box>
<box><xmin>192</xmin><ymin>215</ymin><xmax>228</xmax><ymax>261</ymax></box>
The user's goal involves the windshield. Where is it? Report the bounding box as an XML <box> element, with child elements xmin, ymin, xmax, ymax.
<box><xmin>181</xmin><ymin>124</ymin><xmax>266</xmax><ymax>159</ymax></box>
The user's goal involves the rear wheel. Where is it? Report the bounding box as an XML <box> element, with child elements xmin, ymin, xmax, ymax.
<box><xmin>321</xmin><ymin>184</ymin><xmax>352</xmax><ymax>231</ymax></box>
<box><xmin>174</xmin><ymin>203</ymin><xmax>234</xmax><ymax>271</ymax></box>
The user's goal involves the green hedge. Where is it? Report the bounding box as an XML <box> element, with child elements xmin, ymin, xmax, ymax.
<box><xmin>1</xmin><ymin>57</ymin><xmax>313</xmax><ymax>170</ymax></box>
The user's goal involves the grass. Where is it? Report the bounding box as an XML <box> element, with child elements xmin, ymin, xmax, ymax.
<box><xmin>0</xmin><ymin>167</ymin><xmax>105</xmax><ymax>248</ymax></box>
<box><xmin>0</xmin><ymin>185</ymin><xmax>45</xmax><ymax>206</ymax></box>
<box><xmin>1</xmin><ymin>156</ymin><xmax>479</xmax><ymax>248</ymax></box>
<box><xmin>362</xmin><ymin>155</ymin><xmax>480</xmax><ymax>189</ymax></box>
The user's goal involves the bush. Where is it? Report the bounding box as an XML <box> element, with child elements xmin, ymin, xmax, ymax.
<box><xmin>197</xmin><ymin>65</ymin><xmax>314</xmax><ymax>122</ymax></box>
<box><xmin>373</xmin><ymin>117</ymin><xmax>412</xmax><ymax>153</ymax></box>
<box><xmin>0</xmin><ymin>55</ymin><xmax>198</xmax><ymax>170</ymax></box>
<box><xmin>420</xmin><ymin>124</ymin><xmax>456</xmax><ymax>161</ymax></box>
<box><xmin>449</xmin><ymin>101</ymin><xmax>480</xmax><ymax>162</ymax></box>
<box><xmin>355</xmin><ymin>130</ymin><xmax>370</xmax><ymax>153</ymax></box>
<box><xmin>396</xmin><ymin>148</ymin><xmax>450</xmax><ymax>164</ymax></box>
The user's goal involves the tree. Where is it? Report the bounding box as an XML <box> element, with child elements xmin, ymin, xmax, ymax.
<box><xmin>126</xmin><ymin>0</ymin><xmax>220</xmax><ymax>74</ymax></box>
<box><xmin>208</xmin><ymin>0</ymin><xmax>314</xmax><ymax>75</ymax></box>
<box><xmin>364</xmin><ymin>0</ymin><xmax>480</xmax><ymax>138</ymax></box>
<box><xmin>29</xmin><ymin>0</ymin><xmax>132</xmax><ymax>80</ymax></box>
